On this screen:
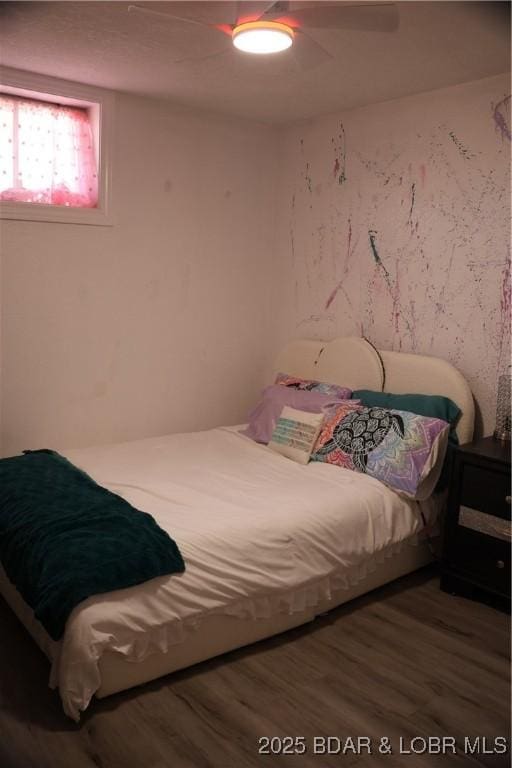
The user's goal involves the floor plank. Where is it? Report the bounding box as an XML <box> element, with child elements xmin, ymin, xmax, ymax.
<box><xmin>1</xmin><ymin>566</ymin><xmax>509</xmax><ymax>768</ymax></box>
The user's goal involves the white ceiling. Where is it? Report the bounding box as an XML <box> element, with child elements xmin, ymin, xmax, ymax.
<box><xmin>1</xmin><ymin>1</ymin><xmax>510</xmax><ymax>124</ymax></box>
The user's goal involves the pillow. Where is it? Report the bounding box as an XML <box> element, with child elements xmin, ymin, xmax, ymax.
<box><xmin>242</xmin><ymin>384</ymin><xmax>357</xmax><ymax>444</ymax></box>
<box><xmin>268</xmin><ymin>407</ymin><xmax>325</xmax><ymax>465</ymax></box>
<box><xmin>352</xmin><ymin>390</ymin><xmax>460</xmax><ymax>444</ymax></box>
<box><xmin>311</xmin><ymin>404</ymin><xmax>450</xmax><ymax>500</ymax></box>
<box><xmin>276</xmin><ymin>372</ymin><xmax>352</xmax><ymax>399</ymax></box>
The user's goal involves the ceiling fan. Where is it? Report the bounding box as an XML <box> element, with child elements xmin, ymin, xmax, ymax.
<box><xmin>127</xmin><ymin>1</ymin><xmax>399</xmax><ymax>69</ymax></box>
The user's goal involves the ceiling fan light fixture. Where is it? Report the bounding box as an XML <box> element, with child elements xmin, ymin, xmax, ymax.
<box><xmin>232</xmin><ymin>21</ymin><xmax>294</xmax><ymax>55</ymax></box>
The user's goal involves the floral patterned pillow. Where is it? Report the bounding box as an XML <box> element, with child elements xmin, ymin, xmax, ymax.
<box><xmin>275</xmin><ymin>372</ymin><xmax>352</xmax><ymax>399</ymax></box>
<box><xmin>311</xmin><ymin>404</ymin><xmax>450</xmax><ymax>500</ymax></box>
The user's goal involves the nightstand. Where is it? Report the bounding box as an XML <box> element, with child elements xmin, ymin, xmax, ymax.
<box><xmin>441</xmin><ymin>436</ymin><xmax>511</xmax><ymax>610</ymax></box>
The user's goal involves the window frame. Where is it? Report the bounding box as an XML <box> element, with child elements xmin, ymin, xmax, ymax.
<box><xmin>0</xmin><ymin>68</ymin><xmax>114</xmax><ymax>226</ymax></box>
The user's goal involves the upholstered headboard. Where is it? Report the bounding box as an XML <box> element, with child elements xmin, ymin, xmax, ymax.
<box><xmin>273</xmin><ymin>337</ymin><xmax>474</xmax><ymax>444</ymax></box>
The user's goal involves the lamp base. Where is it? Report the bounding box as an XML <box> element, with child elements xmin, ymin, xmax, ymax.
<box><xmin>493</xmin><ymin>429</ymin><xmax>511</xmax><ymax>444</ymax></box>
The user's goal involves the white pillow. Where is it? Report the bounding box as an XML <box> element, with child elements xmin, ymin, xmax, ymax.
<box><xmin>268</xmin><ymin>406</ymin><xmax>325</xmax><ymax>465</ymax></box>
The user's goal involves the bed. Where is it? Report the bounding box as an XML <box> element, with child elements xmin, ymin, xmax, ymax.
<box><xmin>0</xmin><ymin>337</ymin><xmax>474</xmax><ymax>722</ymax></box>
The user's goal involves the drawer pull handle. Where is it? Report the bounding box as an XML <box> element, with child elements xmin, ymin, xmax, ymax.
<box><xmin>506</xmin><ymin>496</ymin><xmax>511</xmax><ymax>505</ymax></box>
<box><xmin>496</xmin><ymin>560</ymin><xmax>505</xmax><ymax>569</ymax></box>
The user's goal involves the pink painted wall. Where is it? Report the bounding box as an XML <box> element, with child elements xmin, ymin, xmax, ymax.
<box><xmin>271</xmin><ymin>74</ymin><xmax>510</xmax><ymax>435</ymax></box>
<box><xmin>0</xmin><ymin>92</ymin><xmax>277</xmax><ymax>455</ymax></box>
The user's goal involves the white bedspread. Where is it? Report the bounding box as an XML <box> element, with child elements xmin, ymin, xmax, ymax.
<box><xmin>16</xmin><ymin>427</ymin><xmax>435</xmax><ymax>720</ymax></box>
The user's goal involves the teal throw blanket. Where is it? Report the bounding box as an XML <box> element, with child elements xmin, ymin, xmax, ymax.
<box><xmin>0</xmin><ymin>450</ymin><xmax>185</xmax><ymax>640</ymax></box>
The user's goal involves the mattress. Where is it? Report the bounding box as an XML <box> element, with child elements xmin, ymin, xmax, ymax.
<box><xmin>0</xmin><ymin>426</ymin><xmax>439</xmax><ymax>721</ymax></box>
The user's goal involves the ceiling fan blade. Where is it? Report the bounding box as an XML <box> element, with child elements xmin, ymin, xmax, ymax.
<box><xmin>234</xmin><ymin>1</ymin><xmax>281</xmax><ymax>24</ymax></box>
<box><xmin>292</xmin><ymin>30</ymin><xmax>333</xmax><ymax>71</ymax></box>
<box><xmin>172</xmin><ymin>48</ymin><xmax>231</xmax><ymax>65</ymax></box>
<box><xmin>284</xmin><ymin>3</ymin><xmax>399</xmax><ymax>33</ymax></box>
<box><xmin>128</xmin><ymin>2</ymin><xmax>284</xmax><ymax>34</ymax></box>
<box><xmin>127</xmin><ymin>4</ymin><xmax>227</xmax><ymax>32</ymax></box>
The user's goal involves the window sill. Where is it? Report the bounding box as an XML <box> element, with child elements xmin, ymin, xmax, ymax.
<box><xmin>0</xmin><ymin>201</ymin><xmax>113</xmax><ymax>226</ymax></box>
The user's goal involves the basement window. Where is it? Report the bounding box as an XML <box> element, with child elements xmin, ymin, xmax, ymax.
<box><xmin>0</xmin><ymin>69</ymin><xmax>113</xmax><ymax>225</ymax></box>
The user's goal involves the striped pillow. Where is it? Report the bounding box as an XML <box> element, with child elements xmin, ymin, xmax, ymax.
<box><xmin>268</xmin><ymin>406</ymin><xmax>325</xmax><ymax>465</ymax></box>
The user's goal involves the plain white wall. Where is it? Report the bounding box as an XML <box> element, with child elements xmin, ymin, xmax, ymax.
<box><xmin>0</xmin><ymin>91</ymin><xmax>278</xmax><ymax>455</ymax></box>
<box><xmin>270</xmin><ymin>74</ymin><xmax>511</xmax><ymax>436</ymax></box>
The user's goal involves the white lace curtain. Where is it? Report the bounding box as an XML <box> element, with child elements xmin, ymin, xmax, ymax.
<box><xmin>0</xmin><ymin>94</ymin><xmax>98</xmax><ymax>207</ymax></box>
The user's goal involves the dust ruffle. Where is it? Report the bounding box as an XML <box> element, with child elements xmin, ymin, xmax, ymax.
<box><xmin>54</xmin><ymin>534</ymin><xmax>426</xmax><ymax>722</ymax></box>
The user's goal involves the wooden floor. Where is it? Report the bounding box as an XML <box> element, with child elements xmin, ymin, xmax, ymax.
<box><xmin>1</xmin><ymin>566</ymin><xmax>510</xmax><ymax>768</ymax></box>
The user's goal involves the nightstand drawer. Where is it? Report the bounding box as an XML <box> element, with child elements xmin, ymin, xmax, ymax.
<box><xmin>458</xmin><ymin>506</ymin><xmax>511</xmax><ymax>541</ymax></box>
<box><xmin>460</xmin><ymin>464</ymin><xmax>511</xmax><ymax>520</ymax></box>
<box><xmin>450</xmin><ymin>526</ymin><xmax>511</xmax><ymax>596</ymax></box>
<box><xmin>442</xmin><ymin>437</ymin><xmax>511</xmax><ymax>609</ymax></box>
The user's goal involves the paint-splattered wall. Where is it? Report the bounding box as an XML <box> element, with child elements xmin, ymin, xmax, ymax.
<box><xmin>273</xmin><ymin>74</ymin><xmax>510</xmax><ymax>435</ymax></box>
